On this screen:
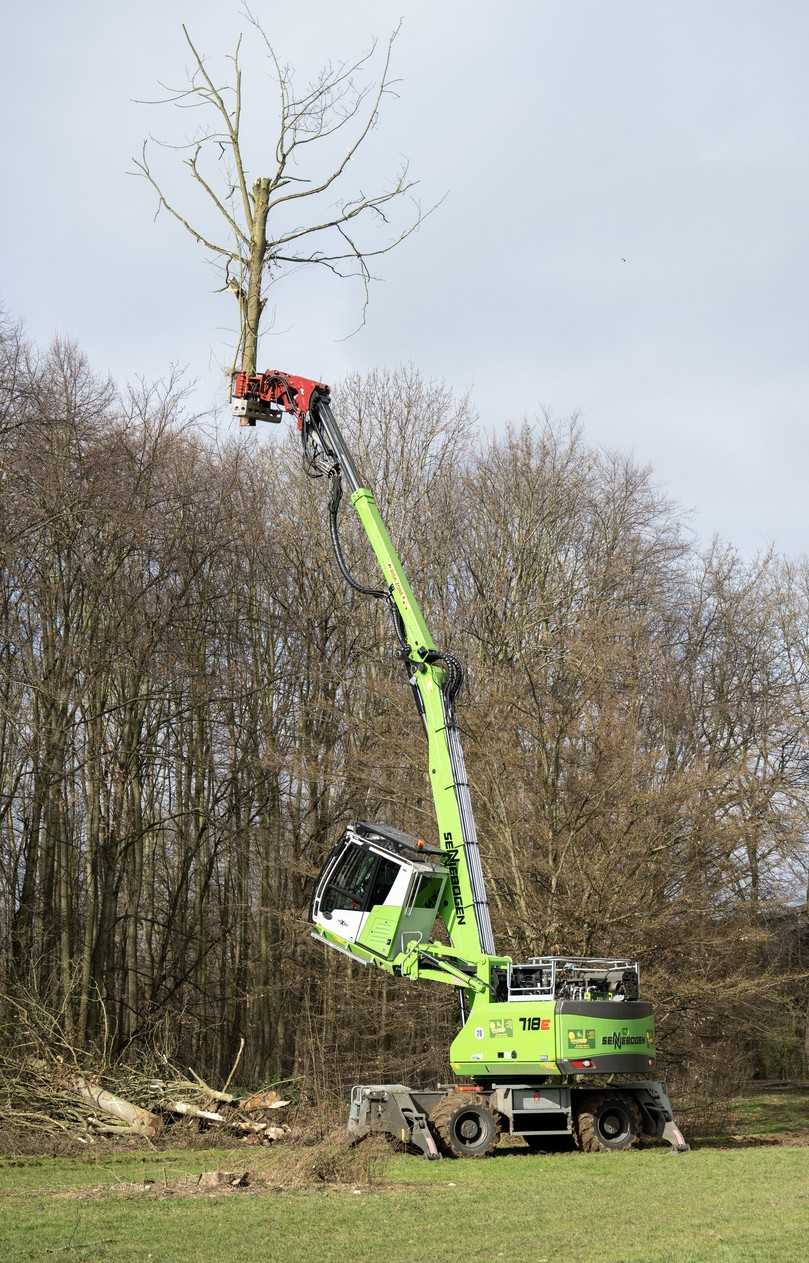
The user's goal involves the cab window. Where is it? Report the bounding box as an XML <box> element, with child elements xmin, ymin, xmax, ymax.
<box><xmin>367</xmin><ymin>856</ymin><xmax>399</xmax><ymax>908</ymax></box>
<box><xmin>412</xmin><ymin>874</ymin><xmax>443</xmax><ymax>909</ymax></box>
<box><xmin>321</xmin><ymin>847</ymin><xmax>399</xmax><ymax>916</ymax></box>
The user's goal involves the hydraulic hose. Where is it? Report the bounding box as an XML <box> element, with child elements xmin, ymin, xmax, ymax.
<box><xmin>327</xmin><ymin>469</ymin><xmax>410</xmax><ymax>655</ymax></box>
<box><xmin>327</xmin><ymin>472</ymin><xmax>388</xmax><ymax>600</ymax></box>
<box><xmin>306</xmin><ymin>406</ymin><xmax>460</xmax><ymax>684</ymax></box>
<box><xmin>425</xmin><ymin>649</ymin><xmax>464</xmax><ymax>706</ymax></box>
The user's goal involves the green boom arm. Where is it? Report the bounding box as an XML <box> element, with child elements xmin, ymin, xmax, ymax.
<box><xmin>349</xmin><ymin>486</ymin><xmax>495</xmax><ymax>964</ymax></box>
<box><xmin>231</xmin><ymin>369</ymin><xmax>497</xmax><ymax>981</ymax></box>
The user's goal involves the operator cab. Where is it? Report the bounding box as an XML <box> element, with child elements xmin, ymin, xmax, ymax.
<box><xmin>310</xmin><ymin>822</ymin><xmax>447</xmax><ymax>964</ymax></box>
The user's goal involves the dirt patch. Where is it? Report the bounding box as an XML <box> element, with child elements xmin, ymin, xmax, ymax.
<box><xmin>55</xmin><ymin>1170</ymin><xmax>261</xmax><ymax>1201</ymax></box>
<box><xmin>690</xmin><ymin>1131</ymin><xmax>809</xmax><ymax>1150</ymax></box>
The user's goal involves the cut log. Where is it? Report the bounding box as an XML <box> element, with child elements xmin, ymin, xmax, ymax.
<box><xmin>197</xmin><ymin>1170</ymin><xmax>250</xmax><ymax>1190</ymax></box>
<box><xmin>86</xmin><ymin>1118</ymin><xmax>148</xmax><ymax>1137</ymax></box>
<box><xmin>72</xmin><ymin>1077</ymin><xmax>163</xmax><ymax>1138</ymax></box>
<box><xmin>240</xmin><ymin>1090</ymin><xmax>290</xmax><ymax>1112</ymax></box>
<box><xmin>232</xmin><ymin>1120</ymin><xmax>288</xmax><ymax>1140</ymax></box>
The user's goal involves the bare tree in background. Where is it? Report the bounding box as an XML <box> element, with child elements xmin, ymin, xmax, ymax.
<box><xmin>133</xmin><ymin>11</ymin><xmax>431</xmax><ymax>377</ymax></box>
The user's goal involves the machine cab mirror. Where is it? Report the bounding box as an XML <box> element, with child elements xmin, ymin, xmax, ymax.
<box><xmin>310</xmin><ymin>822</ymin><xmax>446</xmax><ymax>964</ymax></box>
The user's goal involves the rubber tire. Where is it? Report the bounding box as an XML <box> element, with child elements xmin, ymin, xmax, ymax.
<box><xmin>575</xmin><ymin>1093</ymin><xmax>642</xmax><ymax>1153</ymax></box>
<box><xmin>430</xmin><ymin>1092</ymin><xmax>501</xmax><ymax>1159</ymax></box>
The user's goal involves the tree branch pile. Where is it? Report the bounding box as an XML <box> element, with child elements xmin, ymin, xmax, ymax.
<box><xmin>1</xmin><ymin>1001</ymin><xmax>289</xmax><ymax>1146</ymax></box>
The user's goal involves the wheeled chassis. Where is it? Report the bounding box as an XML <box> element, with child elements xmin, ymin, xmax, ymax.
<box><xmin>348</xmin><ymin>1080</ymin><xmax>689</xmax><ymax>1158</ymax></box>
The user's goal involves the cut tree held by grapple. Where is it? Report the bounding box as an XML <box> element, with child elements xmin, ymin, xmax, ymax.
<box><xmin>233</xmin><ymin>369</ymin><xmax>688</xmax><ymax>1158</ymax></box>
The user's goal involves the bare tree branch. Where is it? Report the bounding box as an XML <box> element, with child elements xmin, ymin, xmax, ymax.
<box><xmin>132</xmin><ymin>143</ymin><xmax>242</xmax><ymax>263</ymax></box>
<box><xmin>265</xmin><ymin>24</ymin><xmax>402</xmax><ymax>214</ymax></box>
<box><xmin>186</xmin><ymin>145</ymin><xmax>249</xmax><ymax>247</ymax></box>
<box><xmin>181</xmin><ymin>24</ymin><xmax>254</xmax><ymax>234</ymax></box>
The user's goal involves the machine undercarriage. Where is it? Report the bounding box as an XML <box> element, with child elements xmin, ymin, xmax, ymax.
<box><xmin>348</xmin><ymin>1080</ymin><xmax>689</xmax><ymax>1159</ymax></box>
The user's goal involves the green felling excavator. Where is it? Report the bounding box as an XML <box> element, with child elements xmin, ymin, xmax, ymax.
<box><xmin>232</xmin><ymin>369</ymin><xmax>688</xmax><ymax>1159</ymax></box>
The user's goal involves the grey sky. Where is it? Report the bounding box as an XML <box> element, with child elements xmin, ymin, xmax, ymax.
<box><xmin>3</xmin><ymin>1</ymin><xmax>809</xmax><ymax>556</ymax></box>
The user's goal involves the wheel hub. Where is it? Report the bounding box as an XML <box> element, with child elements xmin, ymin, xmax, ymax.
<box><xmin>458</xmin><ymin>1113</ymin><xmax>482</xmax><ymax>1141</ymax></box>
<box><xmin>600</xmin><ymin>1111</ymin><xmax>625</xmax><ymax>1140</ymax></box>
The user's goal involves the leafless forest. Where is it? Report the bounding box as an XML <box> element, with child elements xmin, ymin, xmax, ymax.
<box><xmin>1</xmin><ymin>316</ymin><xmax>808</xmax><ymax>1101</ymax></box>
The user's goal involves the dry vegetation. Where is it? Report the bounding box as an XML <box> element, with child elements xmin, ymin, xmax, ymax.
<box><xmin>1</xmin><ymin>315</ymin><xmax>809</xmax><ymax>1122</ymax></box>
<box><xmin>0</xmin><ymin>983</ymin><xmax>289</xmax><ymax>1150</ymax></box>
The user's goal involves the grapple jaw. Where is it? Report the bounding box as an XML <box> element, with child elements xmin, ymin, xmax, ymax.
<box><xmin>231</xmin><ymin>369</ymin><xmax>328</xmax><ymax>428</ymax></box>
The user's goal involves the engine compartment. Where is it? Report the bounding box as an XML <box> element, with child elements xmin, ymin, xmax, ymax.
<box><xmin>502</xmin><ymin>956</ymin><xmax>640</xmax><ymax>1003</ymax></box>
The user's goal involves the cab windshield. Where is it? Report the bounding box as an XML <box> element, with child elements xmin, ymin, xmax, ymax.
<box><xmin>321</xmin><ymin>845</ymin><xmax>399</xmax><ymax>916</ymax></box>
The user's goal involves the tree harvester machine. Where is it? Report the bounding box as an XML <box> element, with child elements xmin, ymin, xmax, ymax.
<box><xmin>232</xmin><ymin>369</ymin><xmax>688</xmax><ymax>1158</ymax></box>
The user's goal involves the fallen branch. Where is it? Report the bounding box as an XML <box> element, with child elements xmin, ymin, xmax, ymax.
<box><xmin>220</xmin><ymin>1036</ymin><xmax>245</xmax><ymax>1096</ymax></box>
<box><xmin>167</xmin><ymin>1101</ymin><xmax>225</xmax><ymax>1123</ymax></box>
<box><xmin>182</xmin><ymin>1069</ymin><xmax>238</xmax><ymax>1105</ymax></box>
<box><xmin>71</xmin><ymin>1077</ymin><xmax>163</xmax><ymax>1139</ymax></box>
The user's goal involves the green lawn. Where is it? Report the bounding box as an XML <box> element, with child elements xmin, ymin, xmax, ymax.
<box><xmin>0</xmin><ymin>1147</ymin><xmax>241</xmax><ymax>1197</ymax></box>
<box><xmin>730</xmin><ymin>1087</ymin><xmax>809</xmax><ymax>1136</ymax></box>
<box><xmin>1</xmin><ymin>1143</ymin><xmax>808</xmax><ymax>1263</ymax></box>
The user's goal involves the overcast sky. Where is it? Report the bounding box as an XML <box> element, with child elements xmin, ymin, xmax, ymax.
<box><xmin>3</xmin><ymin>1</ymin><xmax>809</xmax><ymax>556</ymax></box>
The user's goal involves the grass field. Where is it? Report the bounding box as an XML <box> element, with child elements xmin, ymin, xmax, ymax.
<box><xmin>1</xmin><ymin>1092</ymin><xmax>807</xmax><ymax>1263</ymax></box>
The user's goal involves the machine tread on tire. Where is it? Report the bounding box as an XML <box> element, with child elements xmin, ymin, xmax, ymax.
<box><xmin>430</xmin><ymin>1092</ymin><xmax>501</xmax><ymax>1158</ymax></box>
<box><xmin>575</xmin><ymin>1092</ymin><xmax>642</xmax><ymax>1152</ymax></box>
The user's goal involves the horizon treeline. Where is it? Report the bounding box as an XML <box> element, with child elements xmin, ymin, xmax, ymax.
<box><xmin>1</xmin><ymin>317</ymin><xmax>808</xmax><ymax>1095</ymax></box>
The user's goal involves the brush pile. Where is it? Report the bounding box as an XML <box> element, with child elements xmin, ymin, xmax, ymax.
<box><xmin>0</xmin><ymin>997</ymin><xmax>289</xmax><ymax>1146</ymax></box>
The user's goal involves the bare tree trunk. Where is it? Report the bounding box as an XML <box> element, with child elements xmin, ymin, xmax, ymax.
<box><xmin>242</xmin><ymin>178</ymin><xmax>269</xmax><ymax>376</ymax></box>
<box><xmin>77</xmin><ymin>696</ymin><xmax>103</xmax><ymax>1045</ymax></box>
